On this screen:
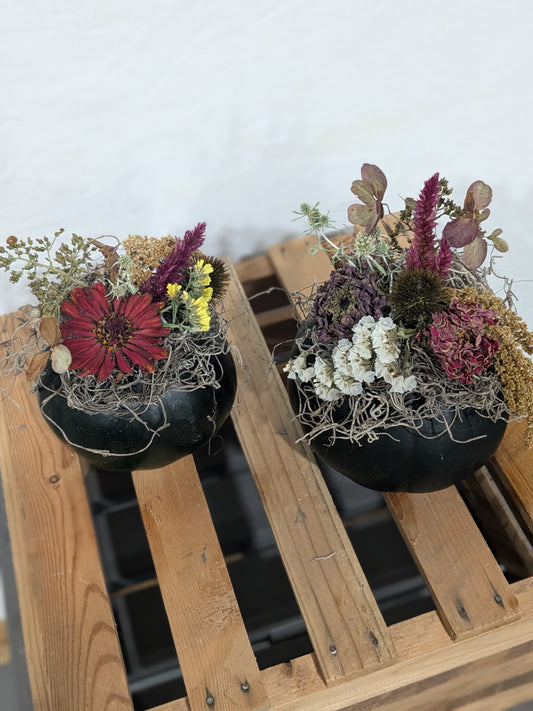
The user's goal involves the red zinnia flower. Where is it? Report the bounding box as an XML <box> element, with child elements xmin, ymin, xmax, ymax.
<box><xmin>60</xmin><ymin>282</ymin><xmax>170</xmax><ymax>381</ymax></box>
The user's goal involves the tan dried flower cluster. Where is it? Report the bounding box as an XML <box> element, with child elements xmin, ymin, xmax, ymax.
<box><xmin>121</xmin><ymin>234</ymin><xmax>176</xmax><ymax>287</ymax></box>
<box><xmin>457</xmin><ymin>286</ymin><xmax>533</xmax><ymax>446</ymax></box>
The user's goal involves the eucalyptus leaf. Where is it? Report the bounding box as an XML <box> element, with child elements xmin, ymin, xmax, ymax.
<box><xmin>442</xmin><ymin>217</ymin><xmax>479</xmax><ymax>247</ymax></box>
<box><xmin>361</xmin><ymin>163</ymin><xmax>387</xmax><ymax>199</ymax></box>
<box><xmin>347</xmin><ymin>203</ymin><xmax>374</xmax><ymax>227</ymax></box>
<box><xmin>464</xmin><ymin>180</ymin><xmax>492</xmax><ymax>214</ymax></box>
<box><xmin>39</xmin><ymin>317</ymin><xmax>61</xmax><ymax>346</ymax></box>
<box><xmin>491</xmin><ymin>236</ymin><xmax>509</xmax><ymax>253</ymax></box>
<box><xmin>26</xmin><ymin>350</ymin><xmax>50</xmax><ymax>381</ymax></box>
<box><xmin>51</xmin><ymin>344</ymin><xmax>72</xmax><ymax>374</ymax></box>
<box><xmin>350</xmin><ymin>180</ymin><xmax>375</xmax><ymax>206</ymax></box>
<box><xmin>462</xmin><ymin>236</ymin><xmax>488</xmax><ymax>269</ymax></box>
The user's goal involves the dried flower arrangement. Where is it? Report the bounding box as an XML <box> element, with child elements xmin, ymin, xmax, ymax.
<box><xmin>286</xmin><ymin>165</ymin><xmax>533</xmax><ymax>449</ymax></box>
<box><xmin>0</xmin><ymin>222</ymin><xmax>232</xmax><ymax>415</ymax></box>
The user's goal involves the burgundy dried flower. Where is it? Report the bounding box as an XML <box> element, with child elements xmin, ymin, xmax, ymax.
<box><xmin>312</xmin><ymin>263</ymin><xmax>387</xmax><ymax>342</ymax></box>
<box><xmin>427</xmin><ymin>297</ymin><xmax>499</xmax><ymax>384</ymax></box>
<box><xmin>140</xmin><ymin>222</ymin><xmax>206</xmax><ymax>301</ymax></box>
<box><xmin>60</xmin><ymin>282</ymin><xmax>170</xmax><ymax>382</ymax></box>
<box><xmin>405</xmin><ymin>173</ymin><xmax>451</xmax><ymax>277</ymax></box>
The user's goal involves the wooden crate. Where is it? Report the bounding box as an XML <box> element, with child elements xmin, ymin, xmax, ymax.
<box><xmin>1</xmin><ymin>234</ymin><xmax>532</xmax><ymax>711</ymax></box>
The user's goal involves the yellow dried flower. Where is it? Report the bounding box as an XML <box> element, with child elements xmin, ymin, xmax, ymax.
<box><xmin>166</xmin><ymin>283</ymin><xmax>182</xmax><ymax>300</ymax></box>
<box><xmin>192</xmin><ymin>296</ymin><xmax>210</xmax><ymax>331</ymax></box>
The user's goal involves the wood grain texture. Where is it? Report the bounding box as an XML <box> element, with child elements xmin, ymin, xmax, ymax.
<box><xmin>460</xmin><ymin>467</ymin><xmax>533</xmax><ymax>578</ymax></box>
<box><xmin>271</xmin><ymin>235</ymin><xmax>522</xmax><ymax>642</ymax></box>
<box><xmin>151</xmin><ymin>578</ymin><xmax>533</xmax><ymax>711</ymax></box>
<box><xmin>0</xmin><ymin>619</ymin><xmax>10</xmax><ymax>665</ymax></box>
<box><xmin>488</xmin><ymin>419</ymin><xmax>533</xmax><ymax>536</ymax></box>
<box><xmin>225</xmin><ymin>262</ymin><xmax>397</xmax><ymax>686</ymax></box>
<box><xmin>385</xmin><ymin>488</ymin><xmax>520</xmax><ymax>640</ymax></box>
<box><xmin>133</xmin><ymin>456</ymin><xmax>269</xmax><ymax>711</ymax></box>
<box><xmin>0</xmin><ymin>313</ymin><xmax>133</xmax><ymax>710</ymax></box>
<box><xmin>268</xmin><ymin>236</ymin><xmax>332</xmax><ymax>320</ymax></box>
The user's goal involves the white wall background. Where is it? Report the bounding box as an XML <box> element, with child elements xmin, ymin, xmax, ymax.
<box><xmin>1</xmin><ymin>0</ymin><xmax>532</xmax><ymax>324</ymax></box>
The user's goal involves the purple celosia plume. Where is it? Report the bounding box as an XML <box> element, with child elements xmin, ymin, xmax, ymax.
<box><xmin>140</xmin><ymin>222</ymin><xmax>206</xmax><ymax>302</ymax></box>
<box><xmin>406</xmin><ymin>173</ymin><xmax>451</xmax><ymax>277</ymax></box>
<box><xmin>435</xmin><ymin>235</ymin><xmax>453</xmax><ymax>276</ymax></box>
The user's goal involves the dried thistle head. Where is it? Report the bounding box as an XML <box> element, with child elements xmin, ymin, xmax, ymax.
<box><xmin>389</xmin><ymin>268</ymin><xmax>451</xmax><ymax>330</ymax></box>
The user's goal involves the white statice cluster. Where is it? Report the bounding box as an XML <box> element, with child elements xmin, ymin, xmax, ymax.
<box><xmin>286</xmin><ymin>316</ymin><xmax>416</xmax><ymax>401</ymax></box>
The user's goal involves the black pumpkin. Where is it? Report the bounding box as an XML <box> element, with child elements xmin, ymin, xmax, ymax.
<box><xmin>38</xmin><ymin>351</ymin><xmax>237</xmax><ymax>472</ymax></box>
<box><xmin>288</xmin><ymin>378</ymin><xmax>507</xmax><ymax>492</ymax></box>
<box><xmin>287</xmin><ymin>319</ymin><xmax>507</xmax><ymax>493</ymax></box>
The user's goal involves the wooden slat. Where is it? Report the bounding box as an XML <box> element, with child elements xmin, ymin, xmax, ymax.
<box><xmin>460</xmin><ymin>467</ymin><xmax>533</xmax><ymax>578</ymax></box>
<box><xmin>268</xmin><ymin>235</ymin><xmax>332</xmax><ymax>319</ymax></box>
<box><xmin>151</xmin><ymin>578</ymin><xmax>533</xmax><ymax>711</ymax></box>
<box><xmin>269</xmin><ymin>235</ymin><xmax>522</xmax><ymax>641</ymax></box>
<box><xmin>386</xmin><ymin>489</ymin><xmax>520</xmax><ymax>640</ymax></box>
<box><xmin>133</xmin><ymin>456</ymin><xmax>269</xmax><ymax>711</ymax></box>
<box><xmin>225</xmin><ymin>262</ymin><xmax>397</xmax><ymax>686</ymax></box>
<box><xmin>0</xmin><ymin>314</ymin><xmax>133</xmax><ymax>710</ymax></box>
<box><xmin>234</xmin><ymin>252</ymin><xmax>276</xmax><ymax>285</ymax></box>
<box><xmin>488</xmin><ymin>420</ymin><xmax>533</xmax><ymax>536</ymax></box>
<box><xmin>0</xmin><ymin>619</ymin><xmax>10</xmax><ymax>665</ymax></box>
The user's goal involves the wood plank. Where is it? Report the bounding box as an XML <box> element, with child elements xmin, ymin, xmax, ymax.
<box><xmin>151</xmin><ymin>578</ymin><xmax>533</xmax><ymax>711</ymax></box>
<box><xmin>460</xmin><ymin>467</ymin><xmax>533</xmax><ymax>578</ymax></box>
<box><xmin>0</xmin><ymin>313</ymin><xmax>133</xmax><ymax>710</ymax></box>
<box><xmin>225</xmin><ymin>262</ymin><xmax>397</xmax><ymax>686</ymax></box>
<box><xmin>0</xmin><ymin>619</ymin><xmax>10</xmax><ymax>665</ymax></box>
<box><xmin>268</xmin><ymin>236</ymin><xmax>332</xmax><ymax>320</ymax></box>
<box><xmin>133</xmin><ymin>456</ymin><xmax>269</xmax><ymax>711</ymax></box>
<box><xmin>234</xmin><ymin>252</ymin><xmax>276</xmax><ymax>285</ymax></box>
<box><xmin>488</xmin><ymin>419</ymin><xmax>533</xmax><ymax>536</ymax></box>
<box><xmin>385</xmin><ymin>488</ymin><xmax>520</xmax><ymax>640</ymax></box>
<box><xmin>271</xmin><ymin>235</ymin><xmax>522</xmax><ymax>641</ymax></box>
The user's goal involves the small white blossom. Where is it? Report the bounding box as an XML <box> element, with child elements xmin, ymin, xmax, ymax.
<box><xmin>332</xmin><ymin>339</ymin><xmax>353</xmax><ymax>377</ymax></box>
<box><xmin>314</xmin><ymin>380</ymin><xmax>343</xmax><ymax>401</ymax></box>
<box><xmin>284</xmin><ymin>353</ymin><xmax>315</xmax><ymax>382</ymax></box>
<box><xmin>288</xmin><ymin>315</ymin><xmax>415</xmax><ymax>402</ymax></box>
<box><xmin>332</xmin><ymin>371</ymin><xmax>364</xmax><ymax>396</ymax></box>
<box><xmin>313</xmin><ymin>355</ymin><xmax>335</xmax><ymax>387</ymax></box>
<box><xmin>375</xmin><ymin>361</ymin><xmax>417</xmax><ymax>393</ymax></box>
<box><xmin>351</xmin><ymin>317</ymin><xmax>375</xmax><ymax>360</ymax></box>
<box><xmin>372</xmin><ymin>317</ymin><xmax>400</xmax><ymax>364</ymax></box>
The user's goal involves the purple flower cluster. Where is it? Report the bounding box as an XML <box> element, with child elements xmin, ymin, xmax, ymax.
<box><xmin>428</xmin><ymin>297</ymin><xmax>499</xmax><ymax>384</ymax></box>
<box><xmin>312</xmin><ymin>263</ymin><xmax>387</xmax><ymax>342</ymax></box>
<box><xmin>140</xmin><ymin>222</ymin><xmax>206</xmax><ymax>302</ymax></box>
<box><xmin>405</xmin><ymin>173</ymin><xmax>452</xmax><ymax>277</ymax></box>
